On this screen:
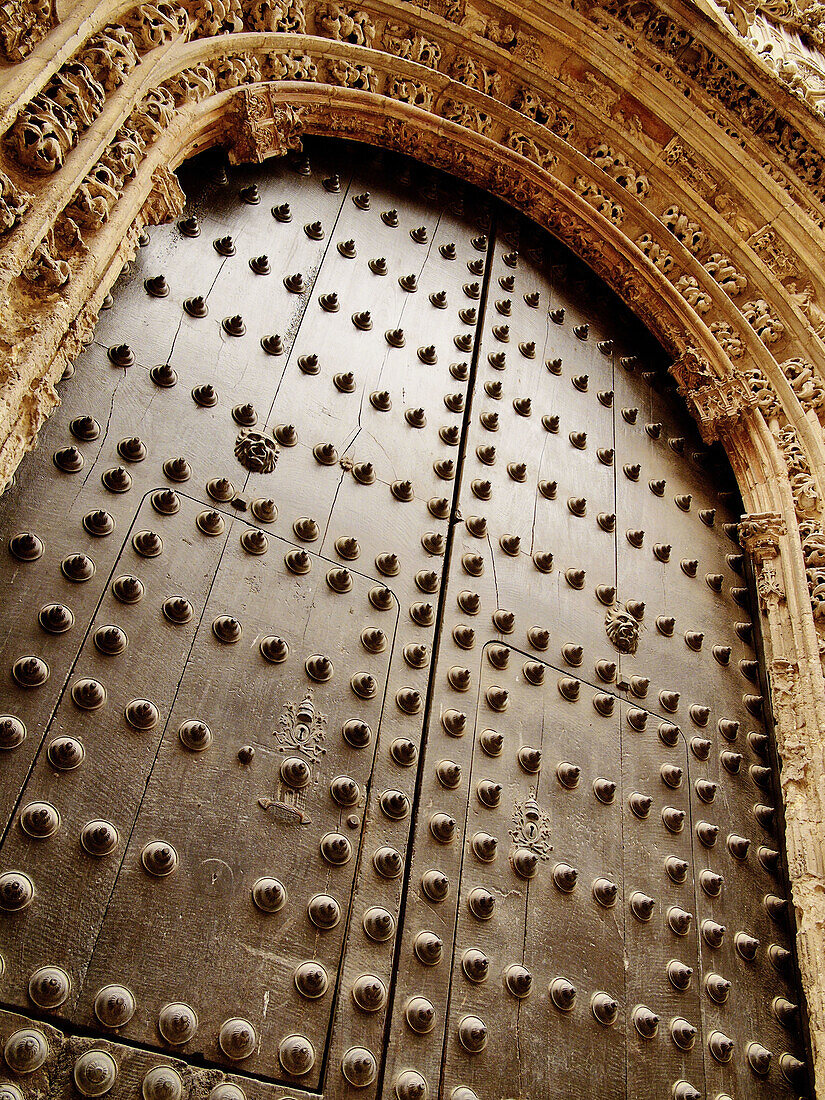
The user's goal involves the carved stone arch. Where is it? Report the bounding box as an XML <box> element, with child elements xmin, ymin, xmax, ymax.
<box><xmin>3</xmin><ymin>7</ymin><xmax>825</xmax><ymax>1087</ymax></box>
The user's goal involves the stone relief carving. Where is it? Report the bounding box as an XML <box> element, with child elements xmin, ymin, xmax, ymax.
<box><xmin>328</xmin><ymin>59</ymin><xmax>377</xmax><ymax>90</ymax></box>
<box><xmin>265</xmin><ymin>50</ymin><xmax>315</xmax><ymax>80</ymax></box>
<box><xmin>316</xmin><ymin>3</ymin><xmax>374</xmax><ymax>45</ymax></box>
<box><xmin>121</xmin><ymin>2</ymin><xmax>188</xmax><ymax>50</ymax></box>
<box><xmin>65</xmin><ymin>165</ymin><xmax>121</xmax><ymax>230</ymax></box>
<box><xmin>512</xmin><ymin>88</ymin><xmax>575</xmax><ymax>140</ymax></box>
<box><xmin>78</xmin><ymin>25</ymin><xmax>141</xmax><ymax>91</ymax></box>
<box><xmin>708</xmin><ymin>319</ymin><xmax>746</xmax><ymax>360</ymax></box>
<box><xmin>449</xmin><ymin>55</ymin><xmax>501</xmax><ymax>96</ymax></box>
<box><xmin>783</xmin><ymin>356</ymin><xmax>825</xmax><ymax>409</ymax></box>
<box><xmin>505</xmin><ymin>131</ymin><xmax>557</xmax><ymax>171</ymax></box>
<box><xmin>573</xmin><ymin>176</ymin><xmax>625</xmax><ymax>225</ymax></box>
<box><xmin>669</xmin><ymin>349</ymin><xmax>756</xmax><ymax>439</ymax></box>
<box><xmin>245</xmin><ymin>0</ymin><xmax>304</xmax><ymax>32</ymax></box>
<box><xmin>744</xmin><ymin>365</ymin><xmax>783</xmax><ymax>417</ymax></box>
<box><xmin>22</xmin><ymin>231</ymin><xmax>70</xmax><ymax>289</ymax></box>
<box><xmin>661</xmin><ymin>205</ymin><xmax>706</xmax><ymax>254</ymax></box>
<box><xmin>235</xmin><ymin>430</ymin><xmax>279</xmax><ymax>472</ymax></box>
<box><xmin>47</xmin><ymin>62</ymin><xmax>106</xmax><ymax>130</ymax></box>
<box><xmin>6</xmin><ymin>95</ymin><xmax>77</xmax><ymax>173</ymax></box>
<box><xmin>225</xmin><ymin>86</ymin><xmax>304</xmax><ymax>163</ymax></box>
<box><xmin>0</xmin><ymin>0</ymin><xmax>52</xmax><ymax>61</ymax></box>
<box><xmin>777</xmin><ymin>425</ymin><xmax>819</xmax><ymax>513</ymax></box>
<box><xmin>383</xmin><ymin>23</ymin><xmax>441</xmax><ymax>67</ymax></box>
<box><xmin>442</xmin><ymin>99</ymin><xmax>492</xmax><ymax>135</ymax></box>
<box><xmin>589</xmin><ymin>142</ymin><xmax>650</xmax><ymax>197</ymax></box>
<box><xmin>164</xmin><ymin>63</ymin><xmax>217</xmax><ymax>104</ymax></box>
<box><xmin>128</xmin><ymin>87</ymin><xmax>177</xmax><ymax>144</ymax></box>
<box><xmin>214</xmin><ymin>51</ymin><xmax>262</xmax><ymax>88</ymax></box>
<box><xmin>635</xmin><ymin>233</ymin><xmax>675</xmax><ymax>274</ymax></box>
<box><xmin>787</xmin><ymin>282</ymin><xmax>825</xmax><ymax>336</ymax></box>
<box><xmin>388</xmin><ymin>78</ymin><xmax>433</xmax><ymax>110</ymax></box>
<box><xmin>0</xmin><ymin>170</ymin><xmax>31</xmax><ymax>234</ymax></box>
<box><xmin>742</xmin><ymin>297</ymin><xmax>786</xmax><ymax>343</ymax></box>
<box><xmin>675</xmin><ymin>274</ymin><xmax>714</xmax><ymax>313</ymax></box>
<box><xmin>182</xmin><ymin>0</ymin><xmax>242</xmax><ymax>36</ymax></box>
<box><xmin>703</xmin><ymin>253</ymin><xmax>748</xmax><ymax>295</ymax></box>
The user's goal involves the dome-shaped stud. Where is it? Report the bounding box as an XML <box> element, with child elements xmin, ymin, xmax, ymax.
<box><xmin>329</xmin><ymin>775</ymin><xmax>360</xmax><ymax>809</ymax></box>
<box><xmin>209</xmin><ymin>1085</ymin><xmax>245</xmax><ymax>1100</ymax></box>
<box><xmin>141</xmin><ymin>841</ymin><xmax>178</xmax><ymax>877</ymax></box>
<box><xmin>667</xmin><ymin>906</ymin><xmax>693</xmax><ymax>935</ymax></box>
<box><xmin>341</xmin><ymin>1047</ymin><xmax>377</xmax><ymax>1088</ymax></box>
<box><xmin>294</xmin><ymin>960</ymin><xmax>329</xmax><ymax>1000</ymax></box>
<box><xmin>660</xmin><ymin>763</ymin><xmax>683</xmax><ymax>787</ymax></box>
<box><xmin>142</xmin><ymin>1067</ymin><xmax>183</xmax><ymax>1100</ymax></box>
<box><xmin>632</xmin><ymin>1005</ymin><xmax>659</xmax><ymax>1038</ymax></box>
<box><xmin>504</xmin><ymin>964</ymin><xmax>532</xmax><ymax>999</ymax></box>
<box><xmin>81</xmin><ymin>820</ymin><xmax>119</xmax><ymax>856</ymax></box>
<box><xmin>162</xmin><ymin>596</ymin><xmax>193</xmax><ymax>624</ymax></box>
<box><xmin>158</xmin><ymin>1002</ymin><xmax>197</xmax><ymax>1045</ymax></box>
<box><xmin>735</xmin><ymin>931</ymin><xmax>760</xmax><ymax>960</ymax></box>
<box><xmin>630</xmin><ymin>891</ymin><xmax>655</xmax><ymax>921</ymax></box>
<box><xmin>125</xmin><ymin>699</ymin><xmax>159</xmax><ymax>730</ymax></box>
<box><xmin>252</xmin><ymin>877</ymin><xmax>286</xmax><ymax>913</ymax></box>
<box><xmin>394</xmin><ymin>1070</ymin><xmax>427</xmax><ymax>1100</ymax></box>
<box><xmin>373</xmin><ymin>846</ymin><xmax>403</xmax><ymax>878</ymax></box>
<box><xmin>380</xmin><ymin>790</ymin><xmax>410</xmax><ymax>821</ymax></box>
<box><xmin>627</xmin><ymin>709</ymin><xmax>647</xmax><ymax>732</ymax></box>
<box><xmin>553</xmin><ymin>863</ymin><xmax>578</xmax><ymax>892</ymax></box>
<box><xmin>4</xmin><ymin>1029</ymin><xmax>49</xmax><ymax>1074</ymax></box>
<box><xmin>94</xmin><ymin>984</ymin><xmax>135</xmax><ymax>1028</ymax></box>
<box><xmin>462</xmin><ymin>948</ymin><xmax>489</xmax><ymax>983</ymax></box>
<box><xmin>414</xmin><ymin>931</ymin><xmax>443</xmax><ymax>966</ymax></box>
<box><xmin>593</xmin><ymin>778</ymin><xmax>616</xmax><ymax>804</ymax></box>
<box><xmin>177</xmin><ymin>719</ymin><xmax>213</xmax><ymax>753</ymax></box>
<box><xmin>671</xmin><ymin>1018</ymin><xmax>697</xmax><ymax>1050</ymax></box>
<box><xmin>518</xmin><ymin>746</ymin><xmax>541</xmax><ymax>773</ymax></box>
<box><xmin>528</xmin><ymin>627</ymin><xmax>550</xmax><ymax>650</ymax></box>
<box><xmin>298</xmin><ymin>353</ymin><xmax>319</xmax><ymax>374</ymax></box>
<box><xmin>261</xmin><ymin>334</ymin><xmax>284</xmax><ymax>355</ymax></box>
<box><xmin>9</xmin><ymin>532</ymin><xmax>44</xmax><ymax>561</ymax></box>
<box><xmin>457</xmin><ymin>1015</ymin><xmax>487</xmax><ymax>1053</ymax></box>
<box><xmin>0</xmin><ymin>870</ymin><xmax>33</xmax><ymax>912</ymax></box>
<box><xmin>307</xmin><ymin>893</ymin><xmax>341</xmax><ymax>929</ymax></box>
<box><xmin>305</xmin><ymin>654</ymin><xmax>333</xmax><ymax>681</ymax></box>
<box><xmin>662</xmin><ymin>809</ymin><xmax>686</xmax><ymax>834</ymax></box>
<box><xmin>471</xmin><ymin>832</ymin><xmax>497</xmax><ymax>862</ymax></box>
<box><xmin>550</xmin><ymin>978</ymin><xmax>577</xmax><ymax>1012</ymax></box>
<box><xmin>480</xmin><ymin>729</ymin><xmax>504</xmax><ymax>756</ymax></box>
<box><xmin>71</xmin><ymin>677</ymin><xmax>105</xmax><ymax>709</ymax></box>
<box><xmin>629</xmin><ymin>792</ymin><xmax>652</xmax><ymax>817</ymax></box>
<box><xmin>696</xmin><ymin>821</ymin><xmax>719</xmax><ymax>847</ymax></box>
<box><xmin>703</xmin><ymin>1030</ymin><xmax>735</xmax><ymax>1065</ymax></box>
<box><xmin>420</xmin><ymin>868</ymin><xmax>449</xmax><ymax>903</ymax></box>
<box><xmin>701</xmin><ymin>919</ymin><xmax>726</xmax><ymax>948</ymax></box>
<box><xmin>28</xmin><ymin>965</ymin><xmax>69</xmax><ymax>1009</ymax></box>
<box><xmin>219</xmin><ymin>1018</ymin><xmax>256</xmax><ymax>1061</ymax></box>
<box><xmin>690</xmin><ymin>736</ymin><xmax>711</xmax><ymax>760</ymax></box>
<box><xmin>556</xmin><ymin>761</ymin><xmax>580</xmax><ymax>788</ymax></box>
<box><xmin>47</xmin><ymin>736</ymin><xmax>84</xmax><ymax>770</ymax></box>
<box><xmin>590</xmin><ymin>992</ymin><xmax>619</xmax><ymax>1026</ymax></box>
<box><xmin>283</xmin><ymin>272</ymin><xmax>306</xmax><ymax>293</ymax></box>
<box><xmin>463</xmin><ymin>885</ymin><xmax>495</xmax><ymax>921</ymax></box>
<box><xmin>13</xmin><ymin>656</ymin><xmax>50</xmax><ymax>688</ymax></box>
<box><xmin>390</xmin><ymin>738</ymin><xmax>418</xmax><ymax>766</ymax></box>
<box><xmin>240</xmin><ymin>529</ymin><xmax>268</xmax><ymax>556</ymax></box>
<box><xmin>666</xmin><ymin>960</ymin><xmax>692</xmax><ymax>990</ymax></box>
<box><xmin>278</xmin><ymin>754</ymin><xmax>311</xmax><ymax>789</ymax></box>
<box><xmin>342</xmin><ymin>719</ymin><xmax>372</xmax><ymax>747</ymax></box>
<box><xmin>20</xmin><ymin>801</ymin><xmax>60</xmax><ymax>839</ymax></box>
<box><xmin>436</xmin><ymin>759</ymin><xmax>462</xmax><ymax>788</ymax></box>
<box><xmin>107</xmin><ymin>342</ymin><xmax>135</xmax><ymax>368</ymax></box>
<box><xmin>705</xmin><ymin>973</ymin><xmax>731</xmax><ymax>1003</ymax></box>
<box><xmin>477</xmin><ymin>780</ymin><xmax>502</xmax><ymax>809</ymax></box>
<box><xmin>0</xmin><ymin>715</ymin><xmax>26</xmax><ymax>750</ymax></box>
<box><xmin>429</xmin><ymin>813</ymin><xmax>456</xmax><ymax>844</ymax></box>
<box><xmin>279</xmin><ymin>1034</ymin><xmax>315</xmax><ymax>1077</ymax></box>
<box><xmin>353</xmin><ymin>974</ymin><xmax>387</xmax><ymax>1013</ymax></box>
<box><xmin>747</xmin><ymin>1042</ymin><xmax>773</xmax><ymax>1076</ymax></box>
<box><xmin>363</xmin><ymin>906</ymin><xmax>395</xmax><ymax>941</ymax></box>
<box><xmin>132</xmin><ymin>530</ymin><xmax>162</xmax><ymax>556</ymax></box>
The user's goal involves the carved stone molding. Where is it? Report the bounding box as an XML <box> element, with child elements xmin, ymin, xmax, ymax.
<box><xmin>224</xmin><ymin>83</ymin><xmax>304</xmax><ymax>163</ymax></box>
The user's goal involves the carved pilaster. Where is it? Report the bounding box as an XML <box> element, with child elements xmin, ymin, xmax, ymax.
<box><xmin>739</xmin><ymin>512</ymin><xmax>787</xmax><ymax>611</ymax></box>
<box><xmin>224</xmin><ymin>85</ymin><xmax>304</xmax><ymax>165</ymax></box>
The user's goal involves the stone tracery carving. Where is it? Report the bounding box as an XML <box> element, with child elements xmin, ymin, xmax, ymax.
<box><xmin>6</xmin><ymin>95</ymin><xmax>77</xmax><ymax>173</ymax></box>
<box><xmin>245</xmin><ymin>0</ymin><xmax>305</xmax><ymax>31</ymax></box>
<box><xmin>703</xmin><ymin>253</ymin><xmax>748</xmax><ymax>296</ymax></box>
<box><xmin>742</xmin><ymin>296</ymin><xmax>787</xmax><ymax>343</ymax></box>
<box><xmin>78</xmin><ymin>25</ymin><xmax>140</xmax><ymax>91</ymax></box>
<box><xmin>574</xmin><ymin>176</ymin><xmax>624</xmax><ymax>225</ymax></box>
<box><xmin>383</xmin><ymin>23</ymin><xmax>441</xmax><ymax>67</ymax></box>
<box><xmin>316</xmin><ymin>3</ymin><xmax>374</xmax><ymax>44</ymax></box>
<box><xmin>675</xmin><ymin>274</ymin><xmax>713</xmax><ymax>313</ymax></box>
<box><xmin>0</xmin><ymin>0</ymin><xmax>52</xmax><ymax>61</ymax></box>
<box><xmin>589</xmin><ymin>143</ymin><xmax>650</xmax><ymax>197</ymax></box>
<box><xmin>328</xmin><ymin>58</ymin><xmax>377</xmax><ymax>90</ymax></box>
<box><xmin>661</xmin><ymin>205</ymin><xmax>705</xmax><ymax>254</ymax></box>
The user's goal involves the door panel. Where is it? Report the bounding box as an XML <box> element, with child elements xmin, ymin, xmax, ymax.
<box><xmin>0</xmin><ymin>143</ymin><xmax>810</xmax><ymax>1100</ymax></box>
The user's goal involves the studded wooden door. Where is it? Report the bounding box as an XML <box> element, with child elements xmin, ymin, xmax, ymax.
<box><xmin>0</xmin><ymin>139</ymin><xmax>811</xmax><ymax>1100</ymax></box>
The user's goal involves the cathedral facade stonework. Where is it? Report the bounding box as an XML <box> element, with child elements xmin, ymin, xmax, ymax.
<box><xmin>2</xmin><ymin>0</ymin><xmax>825</xmax><ymax>1093</ymax></box>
